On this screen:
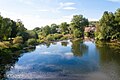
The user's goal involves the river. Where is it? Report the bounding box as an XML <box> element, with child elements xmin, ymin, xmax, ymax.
<box><xmin>1</xmin><ymin>40</ymin><xmax>120</xmax><ymax>80</ymax></box>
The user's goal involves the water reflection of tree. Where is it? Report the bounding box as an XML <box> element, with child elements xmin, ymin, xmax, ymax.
<box><xmin>96</xmin><ymin>43</ymin><xmax>120</xmax><ymax>79</ymax></box>
<box><xmin>0</xmin><ymin>48</ymin><xmax>35</xmax><ymax>79</ymax></box>
<box><xmin>71</xmin><ymin>39</ymin><xmax>88</xmax><ymax>57</ymax></box>
<box><xmin>96</xmin><ymin>42</ymin><xmax>120</xmax><ymax>63</ymax></box>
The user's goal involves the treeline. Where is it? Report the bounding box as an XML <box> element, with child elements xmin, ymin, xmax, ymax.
<box><xmin>0</xmin><ymin>15</ymin><xmax>38</xmax><ymax>50</ymax></box>
<box><xmin>0</xmin><ymin>14</ymin><xmax>89</xmax><ymax>50</ymax></box>
<box><xmin>95</xmin><ymin>8</ymin><xmax>120</xmax><ymax>41</ymax></box>
<box><xmin>33</xmin><ymin>15</ymin><xmax>89</xmax><ymax>42</ymax></box>
<box><xmin>0</xmin><ymin>8</ymin><xmax>120</xmax><ymax>50</ymax></box>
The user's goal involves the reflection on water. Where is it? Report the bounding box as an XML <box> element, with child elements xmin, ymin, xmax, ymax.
<box><xmin>0</xmin><ymin>40</ymin><xmax>120</xmax><ymax>80</ymax></box>
<box><xmin>0</xmin><ymin>47</ymin><xmax>36</xmax><ymax>79</ymax></box>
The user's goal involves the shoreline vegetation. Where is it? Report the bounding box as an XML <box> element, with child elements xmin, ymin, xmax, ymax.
<box><xmin>0</xmin><ymin>8</ymin><xmax>120</xmax><ymax>51</ymax></box>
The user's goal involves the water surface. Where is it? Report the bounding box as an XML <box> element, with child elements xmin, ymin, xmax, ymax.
<box><xmin>1</xmin><ymin>40</ymin><xmax>120</xmax><ymax>80</ymax></box>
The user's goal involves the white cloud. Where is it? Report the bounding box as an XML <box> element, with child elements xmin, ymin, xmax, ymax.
<box><xmin>107</xmin><ymin>0</ymin><xmax>120</xmax><ymax>2</ymax></box>
<box><xmin>60</xmin><ymin>2</ymin><xmax>75</xmax><ymax>7</ymax></box>
<box><xmin>63</xmin><ymin>7</ymin><xmax>76</xmax><ymax>10</ymax></box>
<box><xmin>58</xmin><ymin>2</ymin><xmax>76</xmax><ymax>10</ymax></box>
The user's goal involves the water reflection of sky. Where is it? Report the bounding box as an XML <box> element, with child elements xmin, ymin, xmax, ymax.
<box><xmin>6</xmin><ymin>40</ymin><xmax>111</xmax><ymax>80</ymax></box>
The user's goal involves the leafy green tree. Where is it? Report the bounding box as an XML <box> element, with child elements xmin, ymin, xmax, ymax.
<box><xmin>1</xmin><ymin>18</ymin><xmax>12</xmax><ymax>40</ymax></box>
<box><xmin>73</xmin><ymin>29</ymin><xmax>82</xmax><ymax>38</ymax></box>
<box><xmin>42</xmin><ymin>25</ymin><xmax>51</xmax><ymax>36</ymax></box>
<box><xmin>50</xmin><ymin>23</ymin><xmax>58</xmax><ymax>34</ymax></box>
<box><xmin>99</xmin><ymin>11</ymin><xmax>115</xmax><ymax>40</ymax></box>
<box><xmin>16</xmin><ymin>31</ymin><xmax>29</xmax><ymax>42</ymax></box>
<box><xmin>0</xmin><ymin>15</ymin><xmax>3</xmax><ymax>40</ymax></box>
<box><xmin>27</xmin><ymin>38</ymin><xmax>37</xmax><ymax>46</ymax></box>
<box><xmin>16</xmin><ymin>19</ymin><xmax>27</xmax><ymax>33</ymax></box>
<box><xmin>26</xmin><ymin>30</ymin><xmax>38</xmax><ymax>39</ymax></box>
<box><xmin>10</xmin><ymin>20</ymin><xmax>18</xmax><ymax>38</ymax></box>
<box><xmin>59</xmin><ymin>22</ymin><xmax>69</xmax><ymax>34</ymax></box>
<box><xmin>71</xmin><ymin>15</ymin><xmax>89</xmax><ymax>33</ymax></box>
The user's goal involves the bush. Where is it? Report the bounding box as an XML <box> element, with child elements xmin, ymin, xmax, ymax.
<box><xmin>27</xmin><ymin>38</ymin><xmax>37</xmax><ymax>45</ymax></box>
<box><xmin>12</xmin><ymin>43</ymin><xmax>23</xmax><ymax>50</ymax></box>
<box><xmin>13</xmin><ymin>36</ymin><xmax>23</xmax><ymax>44</ymax></box>
<box><xmin>60</xmin><ymin>36</ymin><xmax>68</xmax><ymax>40</ymax></box>
<box><xmin>54</xmin><ymin>33</ymin><xmax>63</xmax><ymax>40</ymax></box>
<box><xmin>73</xmin><ymin>29</ymin><xmax>82</xmax><ymax>38</ymax></box>
<box><xmin>37</xmin><ymin>39</ymin><xmax>44</xmax><ymax>44</ymax></box>
<box><xmin>0</xmin><ymin>41</ymin><xmax>11</xmax><ymax>49</ymax></box>
<box><xmin>46</xmin><ymin>34</ymin><xmax>55</xmax><ymax>41</ymax></box>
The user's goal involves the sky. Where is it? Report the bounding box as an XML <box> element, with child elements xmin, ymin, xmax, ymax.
<box><xmin>0</xmin><ymin>0</ymin><xmax>120</xmax><ymax>30</ymax></box>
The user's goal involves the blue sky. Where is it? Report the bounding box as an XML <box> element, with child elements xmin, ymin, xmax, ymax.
<box><xmin>0</xmin><ymin>0</ymin><xmax>120</xmax><ymax>30</ymax></box>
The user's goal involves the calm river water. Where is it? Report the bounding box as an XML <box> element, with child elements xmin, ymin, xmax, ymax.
<box><xmin>1</xmin><ymin>40</ymin><xmax>120</xmax><ymax>80</ymax></box>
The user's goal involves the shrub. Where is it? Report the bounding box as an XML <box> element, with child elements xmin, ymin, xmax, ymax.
<box><xmin>12</xmin><ymin>43</ymin><xmax>23</xmax><ymax>50</ymax></box>
<box><xmin>54</xmin><ymin>33</ymin><xmax>63</xmax><ymax>40</ymax></box>
<box><xmin>13</xmin><ymin>36</ymin><xmax>23</xmax><ymax>44</ymax></box>
<box><xmin>37</xmin><ymin>39</ymin><xmax>44</xmax><ymax>44</ymax></box>
<box><xmin>60</xmin><ymin>36</ymin><xmax>68</xmax><ymax>40</ymax></box>
<box><xmin>0</xmin><ymin>41</ymin><xmax>11</xmax><ymax>49</ymax></box>
<box><xmin>73</xmin><ymin>29</ymin><xmax>82</xmax><ymax>38</ymax></box>
<box><xmin>46</xmin><ymin>34</ymin><xmax>55</xmax><ymax>41</ymax></box>
<box><xmin>27</xmin><ymin>38</ymin><xmax>37</xmax><ymax>45</ymax></box>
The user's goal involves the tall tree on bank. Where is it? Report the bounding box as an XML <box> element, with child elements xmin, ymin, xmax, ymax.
<box><xmin>99</xmin><ymin>11</ymin><xmax>115</xmax><ymax>40</ymax></box>
<box><xmin>70</xmin><ymin>15</ymin><xmax>89</xmax><ymax>38</ymax></box>
<box><xmin>114</xmin><ymin>8</ymin><xmax>120</xmax><ymax>38</ymax></box>
<box><xmin>96</xmin><ymin>8</ymin><xmax>120</xmax><ymax>40</ymax></box>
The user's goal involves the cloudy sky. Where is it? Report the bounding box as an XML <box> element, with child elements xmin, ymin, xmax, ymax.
<box><xmin>0</xmin><ymin>0</ymin><xmax>120</xmax><ymax>30</ymax></box>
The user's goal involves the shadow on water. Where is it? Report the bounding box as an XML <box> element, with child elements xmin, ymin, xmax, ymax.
<box><xmin>0</xmin><ymin>47</ymin><xmax>36</xmax><ymax>79</ymax></box>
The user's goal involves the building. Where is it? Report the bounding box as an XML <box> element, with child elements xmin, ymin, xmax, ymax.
<box><xmin>84</xmin><ymin>25</ymin><xmax>96</xmax><ymax>32</ymax></box>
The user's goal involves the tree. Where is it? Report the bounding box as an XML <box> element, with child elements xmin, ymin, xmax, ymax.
<box><xmin>73</xmin><ymin>29</ymin><xmax>82</xmax><ymax>38</ymax></box>
<box><xmin>71</xmin><ymin>15</ymin><xmax>89</xmax><ymax>32</ymax></box>
<box><xmin>26</xmin><ymin>30</ymin><xmax>38</xmax><ymax>39</ymax></box>
<box><xmin>10</xmin><ymin>20</ymin><xmax>18</xmax><ymax>38</ymax></box>
<box><xmin>70</xmin><ymin>15</ymin><xmax>89</xmax><ymax>37</ymax></box>
<box><xmin>0</xmin><ymin>15</ymin><xmax>3</xmax><ymax>40</ymax></box>
<box><xmin>42</xmin><ymin>25</ymin><xmax>51</xmax><ymax>36</ymax></box>
<box><xmin>114</xmin><ymin>8</ymin><xmax>120</xmax><ymax>39</ymax></box>
<box><xmin>16</xmin><ymin>19</ymin><xmax>27</xmax><ymax>33</ymax></box>
<box><xmin>1</xmin><ymin>18</ymin><xmax>12</xmax><ymax>40</ymax></box>
<box><xmin>59</xmin><ymin>22</ymin><xmax>69</xmax><ymax>34</ymax></box>
<box><xmin>99</xmin><ymin>11</ymin><xmax>115</xmax><ymax>40</ymax></box>
<box><xmin>50</xmin><ymin>23</ymin><xmax>58</xmax><ymax>34</ymax></box>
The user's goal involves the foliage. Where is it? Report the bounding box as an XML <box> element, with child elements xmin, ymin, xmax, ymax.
<box><xmin>12</xmin><ymin>43</ymin><xmax>23</xmax><ymax>50</ymax></box>
<box><xmin>46</xmin><ymin>34</ymin><xmax>55</xmax><ymax>41</ymax></box>
<box><xmin>54</xmin><ymin>33</ymin><xmax>63</xmax><ymax>40</ymax></box>
<box><xmin>73</xmin><ymin>29</ymin><xmax>82</xmax><ymax>38</ymax></box>
<box><xmin>59</xmin><ymin>22</ymin><xmax>69</xmax><ymax>34</ymax></box>
<box><xmin>0</xmin><ymin>41</ymin><xmax>11</xmax><ymax>49</ymax></box>
<box><xmin>27</xmin><ymin>38</ymin><xmax>37</xmax><ymax>45</ymax></box>
<box><xmin>96</xmin><ymin>8</ymin><xmax>120</xmax><ymax>40</ymax></box>
<box><xmin>71</xmin><ymin>15</ymin><xmax>89</xmax><ymax>33</ymax></box>
<box><xmin>50</xmin><ymin>24</ymin><xmax>59</xmax><ymax>34</ymax></box>
<box><xmin>60</xmin><ymin>35</ymin><xmax>69</xmax><ymax>40</ymax></box>
<box><xmin>42</xmin><ymin>25</ymin><xmax>51</xmax><ymax>36</ymax></box>
<box><xmin>13</xmin><ymin>36</ymin><xmax>23</xmax><ymax>44</ymax></box>
<box><xmin>26</xmin><ymin>30</ymin><xmax>38</xmax><ymax>39</ymax></box>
